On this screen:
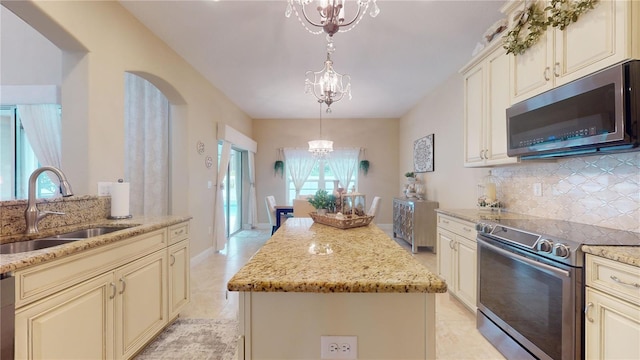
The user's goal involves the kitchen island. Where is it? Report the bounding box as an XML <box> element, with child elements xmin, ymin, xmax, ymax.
<box><xmin>227</xmin><ymin>218</ymin><xmax>447</xmax><ymax>360</ymax></box>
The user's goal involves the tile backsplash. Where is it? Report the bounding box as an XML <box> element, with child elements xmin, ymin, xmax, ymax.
<box><xmin>492</xmin><ymin>152</ymin><xmax>640</xmax><ymax>233</ymax></box>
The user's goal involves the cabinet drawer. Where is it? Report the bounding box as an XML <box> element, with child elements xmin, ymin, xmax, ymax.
<box><xmin>15</xmin><ymin>229</ymin><xmax>167</xmax><ymax>308</ymax></box>
<box><xmin>586</xmin><ymin>254</ymin><xmax>640</xmax><ymax>306</ymax></box>
<box><xmin>169</xmin><ymin>222</ymin><xmax>189</xmax><ymax>245</ymax></box>
<box><xmin>437</xmin><ymin>214</ymin><xmax>476</xmax><ymax>241</ymax></box>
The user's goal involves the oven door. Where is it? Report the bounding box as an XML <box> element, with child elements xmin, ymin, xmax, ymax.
<box><xmin>477</xmin><ymin>235</ymin><xmax>583</xmax><ymax>360</ymax></box>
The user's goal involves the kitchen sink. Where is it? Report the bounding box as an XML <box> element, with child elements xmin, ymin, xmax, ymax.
<box><xmin>43</xmin><ymin>226</ymin><xmax>134</xmax><ymax>239</ymax></box>
<box><xmin>0</xmin><ymin>238</ymin><xmax>80</xmax><ymax>254</ymax></box>
<box><xmin>0</xmin><ymin>225</ymin><xmax>137</xmax><ymax>254</ymax></box>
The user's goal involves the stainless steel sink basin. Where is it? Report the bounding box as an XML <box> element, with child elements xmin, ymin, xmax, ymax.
<box><xmin>44</xmin><ymin>226</ymin><xmax>133</xmax><ymax>239</ymax></box>
<box><xmin>0</xmin><ymin>238</ymin><xmax>80</xmax><ymax>254</ymax></box>
<box><xmin>0</xmin><ymin>226</ymin><xmax>136</xmax><ymax>254</ymax></box>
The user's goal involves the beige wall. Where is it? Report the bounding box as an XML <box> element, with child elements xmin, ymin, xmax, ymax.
<box><xmin>253</xmin><ymin>117</ymin><xmax>399</xmax><ymax>224</ymax></box>
<box><xmin>399</xmin><ymin>73</ymin><xmax>487</xmax><ymax>210</ymax></box>
<box><xmin>3</xmin><ymin>1</ymin><xmax>253</xmax><ymax>257</ymax></box>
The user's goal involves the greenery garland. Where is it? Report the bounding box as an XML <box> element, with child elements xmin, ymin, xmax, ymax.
<box><xmin>546</xmin><ymin>0</ymin><xmax>599</xmax><ymax>30</ymax></box>
<box><xmin>503</xmin><ymin>0</ymin><xmax>599</xmax><ymax>56</ymax></box>
<box><xmin>503</xmin><ymin>2</ymin><xmax>548</xmax><ymax>56</ymax></box>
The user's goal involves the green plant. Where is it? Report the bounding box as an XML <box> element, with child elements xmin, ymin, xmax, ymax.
<box><xmin>274</xmin><ymin>160</ymin><xmax>284</xmax><ymax>177</ymax></box>
<box><xmin>308</xmin><ymin>189</ymin><xmax>336</xmax><ymax>210</ymax></box>
<box><xmin>545</xmin><ymin>0</ymin><xmax>598</xmax><ymax>30</ymax></box>
<box><xmin>503</xmin><ymin>2</ymin><xmax>547</xmax><ymax>55</ymax></box>
<box><xmin>404</xmin><ymin>171</ymin><xmax>415</xmax><ymax>178</ymax></box>
<box><xmin>359</xmin><ymin>160</ymin><xmax>370</xmax><ymax>175</ymax></box>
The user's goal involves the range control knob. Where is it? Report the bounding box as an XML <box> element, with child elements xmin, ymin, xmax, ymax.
<box><xmin>475</xmin><ymin>223</ymin><xmax>493</xmax><ymax>234</ymax></box>
<box><xmin>553</xmin><ymin>243</ymin><xmax>571</xmax><ymax>258</ymax></box>
<box><xmin>536</xmin><ymin>239</ymin><xmax>553</xmax><ymax>253</ymax></box>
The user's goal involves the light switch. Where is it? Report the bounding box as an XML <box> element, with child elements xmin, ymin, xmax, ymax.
<box><xmin>207</xmin><ymin>181</ymin><xmax>213</xmax><ymax>189</ymax></box>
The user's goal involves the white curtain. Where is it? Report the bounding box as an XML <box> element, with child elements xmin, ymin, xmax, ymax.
<box><xmin>246</xmin><ymin>151</ymin><xmax>258</xmax><ymax>228</ymax></box>
<box><xmin>124</xmin><ymin>73</ymin><xmax>169</xmax><ymax>216</ymax></box>
<box><xmin>327</xmin><ymin>148</ymin><xmax>360</xmax><ymax>191</ymax></box>
<box><xmin>16</xmin><ymin>104</ymin><xmax>62</xmax><ymax>183</ymax></box>
<box><xmin>283</xmin><ymin>148</ymin><xmax>317</xmax><ymax>198</ymax></box>
<box><xmin>215</xmin><ymin>141</ymin><xmax>232</xmax><ymax>251</ymax></box>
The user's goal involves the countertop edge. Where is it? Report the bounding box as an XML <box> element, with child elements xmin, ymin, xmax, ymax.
<box><xmin>0</xmin><ymin>215</ymin><xmax>192</xmax><ymax>274</ymax></box>
<box><xmin>582</xmin><ymin>245</ymin><xmax>640</xmax><ymax>268</ymax></box>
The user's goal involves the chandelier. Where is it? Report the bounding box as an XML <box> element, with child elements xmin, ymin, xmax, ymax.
<box><xmin>285</xmin><ymin>0</ymin><xmax>380</xmax><ymax>36</ymax></box>
<box><xmin>305</xmin><ymin>39</ymin><xmax>351</xmax><ymax>113</ymax></box>
<box><xmin>308</xmin><ymin>103</ymin><xmax>333</xmax><ymax>158</ymax></box>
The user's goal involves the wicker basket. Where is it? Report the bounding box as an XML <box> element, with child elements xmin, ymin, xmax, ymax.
<box><xmin>309</xmin><ymin>212</ymin><xmax>374</xmax><ymax>229</ymax></box>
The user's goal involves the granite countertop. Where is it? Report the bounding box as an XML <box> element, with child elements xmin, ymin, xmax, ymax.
<box><xmin>437</xmin><ymin>208</ymin><xmax>640</xmax><ymax>267</ymax></box>
<box><xmin>435</xmin><ymin>208</ymin><xmax>535</xmax><ymax>223</ymax></box>
<box><xmin>582</xmin><ymin>245</ymin><xmax>640</xmax><ymax>267</ymax></box>
<box><xmin>0</xmin><ymin>215</ymin><xmax>191</xmax><ymax>274</ymax></box>
<box><xmin>227</xmin><ymin>217</ymin><xmax>447</xmax><ymax>294</ymax></box>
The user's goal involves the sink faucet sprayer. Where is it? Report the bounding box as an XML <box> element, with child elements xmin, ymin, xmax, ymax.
<box><xmin>24</xmin><ymin>166</ymin><xmax>74</xmax><ymax>234</ymax></box>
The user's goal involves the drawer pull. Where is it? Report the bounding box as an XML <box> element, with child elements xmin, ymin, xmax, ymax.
<box><xmin>174</xmin><ymin>229</ymin><xmax>184</xmax><ymax>236</ymax></box>
<box><xmin>463</xmin><ymin>227</ymin><xmax>472</xmax><ymax>232</ymax></box>
<box><xmin>170</xmin><ymin>254</ymin><xmax>176</xmax><ymax>266</ymax></box>
<box><xmin>442</xmin><ymin>219</ymin><xmax>450</xmax><ymax>224</ymax></box>
<box><xmin>584</xmin><ymin>302</ymin><xmax>594</xmax><ymax>323</ymax></box>
<box><xmin>119</xmin><ymin>278</ymin><xmax>127</xmax><ymax>294</ymax></box>
<box><xmin>610</xmin><ymin>275</ymin><xmax>640</xmax><ymax>288</ymax></box>
<box><xmin>109</xmin><ymin>282</ymin><xmax>116</xmax><ymax>299</ymax></box>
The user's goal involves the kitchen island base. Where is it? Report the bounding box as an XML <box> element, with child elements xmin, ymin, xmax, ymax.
<box><xmin>236</xmin><ymin>291</ymin><xmax>436</xmax><ymax>360</ymax></box>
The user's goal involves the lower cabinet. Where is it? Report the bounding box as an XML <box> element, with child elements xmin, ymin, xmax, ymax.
<box><xmin>585</xmin><ymin>254</ymin><xmax>640</xmax><ymax>359</ymax></box>
<box><xmin>436</xmin><ymin>214</ymin><xmax>477</xmax><ymax>312</ymax></box>
<box><xmin>14</xmin><ymin>221</ymin><xmax>190</xmax><ymax>360</ymax></box>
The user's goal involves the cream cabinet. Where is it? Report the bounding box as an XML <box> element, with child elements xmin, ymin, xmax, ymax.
<box><xmin>14</xmin><ymin>221</ymin><xmax>191</xmax><ymax>360</ymax></box>
<box><xmin>168</xmin><ymin>222</ymin><xmax>190</xmax><ymax>319</ymax></box>
<box><xmin>436</xmin><ymin>214</ymin><xmax>477</xmax><ymax>312</ymax></box>
<box><xmin>506</xmin><ymin>0</ymin><xmax>640</xmax><ymax>104</ymax></box>
<box><xmin>461</xmin><ymin>42</ymin><xmax>518</xmax><ymax>167</ymax></box>
<box><xmin>585</xmin><ymin>254</ymin><xmax>640</xmax><ymax>359</ymax></box>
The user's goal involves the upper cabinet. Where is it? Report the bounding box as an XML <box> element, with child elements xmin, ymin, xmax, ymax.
<box><xmin>508</xmin><ymin>0</ymin><xmax>640</xmax><ymax>104</ymax></box>
<box><xmin>461</xmin><ymin>41</ymin><xmax>518</xmax><ymax>167</ymax></box>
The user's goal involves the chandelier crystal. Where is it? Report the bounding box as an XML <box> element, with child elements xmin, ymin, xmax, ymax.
<box><xmin>305</xmin><ymin>39</ymin><xmax>351</xmax><ymax>113</ymax></box>
<box><xmin>308</xmin><ymin>103</ymin><xmax>333</xmax><ymax>158</ymax></box>
<box><xmin>285</xmin><ymin>0</ymin><xmax>380</xmax><ymax>36</ymax></box>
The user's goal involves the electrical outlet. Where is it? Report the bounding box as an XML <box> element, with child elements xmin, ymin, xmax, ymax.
<box><xmin>97</xmin><ymin>182</ymin><xmax>112</xmax><ymax>196</ymax></box>
<box><xmin>533</xmin><ymin>182</ymin><xmax>543</xmax><ymax>197</ymax></box>
<box><xmin>321</xmin><ymin>336</ymin><xmax>357</xmax><ymax>359</ymax></box>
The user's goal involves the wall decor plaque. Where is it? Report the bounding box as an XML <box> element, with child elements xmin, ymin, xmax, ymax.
<box><xmin>414</xmin><ymin>134</ymin><xmax>434</xmax><ymax>172</ymax></box>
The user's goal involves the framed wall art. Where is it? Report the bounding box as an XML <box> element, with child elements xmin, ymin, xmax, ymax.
<box><xmin>413</xmin><ymin>134</ymin><xmax>434</xmax><ymax>172</ymax></box>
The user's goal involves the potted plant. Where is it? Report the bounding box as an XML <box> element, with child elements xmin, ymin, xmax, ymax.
<box><xmin>359</xmin><ymin>160</ymin><xmax>370</xmax><ymax>175</ymax></box>
<box><xmin>308</xmin><ymin>189</ymin><xmax>336</xmax><ymax>215</ymax></box>
<box><xmin>274</xmin><ymin>160</ymin><xmax>284</xmax><ymax>178</ymax></box>
<box><xmin>404</xmin><ymin>171</ymin><xmax>416</xmax><ymax>183</ymax></box>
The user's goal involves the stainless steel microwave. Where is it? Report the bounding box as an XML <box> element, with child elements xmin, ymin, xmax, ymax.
<box><xmin>507</xmin><ymin>60</ymin><xmax>639</xmax><ymax>159</ymax></box>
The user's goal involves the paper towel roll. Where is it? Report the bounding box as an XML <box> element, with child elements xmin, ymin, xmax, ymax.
<box><xmin>110</xmin><ymin>180</ymin><xmax>131</xmax><ymax>218</ymax></box>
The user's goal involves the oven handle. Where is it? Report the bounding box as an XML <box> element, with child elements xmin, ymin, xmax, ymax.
<box><xmin>478</xmin><ymin>237</ymin><xmax>570</xmax><ymax>278</ymax></box>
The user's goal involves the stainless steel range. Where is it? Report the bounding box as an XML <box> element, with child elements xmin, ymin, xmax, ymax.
<box><xmin>475</xmin><ymin>218</ymin><xmax>640</xmax><ymax>360</ymax></box>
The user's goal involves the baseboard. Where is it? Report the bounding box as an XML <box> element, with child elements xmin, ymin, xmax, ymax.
<box><xmin>190</xmin><ymin>246</ymin><xmax>215</xmax><ymax>268</ymax></box>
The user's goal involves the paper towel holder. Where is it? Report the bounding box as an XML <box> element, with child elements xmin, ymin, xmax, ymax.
<box><xmin>108</xmin><ymin>179</ymin><xmax>133</xmax><ymax>220</ymax></box>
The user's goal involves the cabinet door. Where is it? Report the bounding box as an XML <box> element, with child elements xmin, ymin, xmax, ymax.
<box><xmin>454</xmin><ymin>237</ymin><xmax>477</xmax><ymax>312</ymax></box>
<box><xmin>555</xmin><ymin>0</ymin><xmax>629</xmax><ymax>86</ymax></box>
<box><xmin>463</xmin><ymin>64</ymin><xmax>485</xmax><ymax>166</ymax></box>
<box><xmin>511</xmin><ymin>27</ymin><xmax>554</xmax><ymax>104</ymax></box>
<box><xmin>115</xmin><ymin>251</ymin><xmax>167</xmax><ymax>360</ymax></box>
<box><xmin>585</xmin><ymin>287</ymin><xmax>640</xmax><ymax>360</ymax></box>
<box><xmin>168</xmin><ymin>240</ymin><xmax>190</xmax><ymax>319</ymax></box>
<box><xmin>436</xmin><ymin>228</ymin><xmax>455</xmax><ymax>284</ymax></box>
<box><xmin>15</xmin><ymin>273</ymin><xmax>115</xmax><ymax>360</ymax></box>
<box><xmin>485</xmin><ymin>49</ymin><xmax>516</xmax><ymax>165</ymax></box>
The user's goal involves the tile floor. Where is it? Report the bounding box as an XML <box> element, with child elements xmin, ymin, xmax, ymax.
<box><xmin>179</xmin><ymin>228</ymin><xmax>506</xmax><ymax>360</ymax></box>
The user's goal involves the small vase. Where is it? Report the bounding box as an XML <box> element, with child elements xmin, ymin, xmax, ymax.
<box><xmin>317</xmin><ymin>208</ymin><xmax>328</xmax><ymax>215</ymax></box>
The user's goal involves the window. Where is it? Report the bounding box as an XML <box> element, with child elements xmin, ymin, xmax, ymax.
<box><xmin>286</xmin><ymin>159</ymin><xmax>340</xmax><ymax>203</ymax></box>
<box><xmin>285</xmin><ymin>149</ymin><xmax>360</xmax><ymax>204</ymax></box>
<box><xmin>0</xmin><ymin>106</ymin><xmax>58</xmax><ymax>200</ymax></box>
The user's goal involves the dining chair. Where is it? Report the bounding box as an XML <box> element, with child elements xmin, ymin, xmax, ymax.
<box><xmin>265</xmin><ymin>195</ymin><xmax>277</xmax><ymax>235</ymax></box>
<box><xmin>367</xmin><ymin>196</ymin><xmax>381</xmax><ymax>223</ymax></box>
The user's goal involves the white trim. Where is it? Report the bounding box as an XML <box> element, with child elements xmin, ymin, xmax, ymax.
<box><xmin>217</xmin><ymin>123</ymin><xmax>257</xmax><ymax>153</ymax></box>
<box><xmin>190</xmin><ymin>246</ymin><xmax>216</xmax><ymax>267</ymax></box>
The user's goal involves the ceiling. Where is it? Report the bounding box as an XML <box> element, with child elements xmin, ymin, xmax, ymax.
<box><xmin>119</xmin><ymin>0</ymin><xmax>505</xmax><ymax>119</ymax></box>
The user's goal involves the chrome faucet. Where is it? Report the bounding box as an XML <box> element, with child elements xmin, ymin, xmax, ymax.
<box><xmin>24</xmin><ymin>166</ymin><xmax>74</xmax><ymax>234</ymax></box>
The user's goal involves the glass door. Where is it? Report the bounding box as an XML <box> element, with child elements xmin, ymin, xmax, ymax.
<box><xmin>219</xmin><ymin>144</ymin><xmax>243</xmax><ymax>237</ymax></box>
